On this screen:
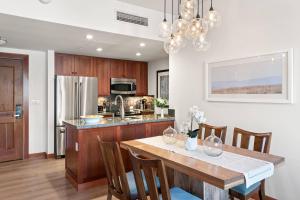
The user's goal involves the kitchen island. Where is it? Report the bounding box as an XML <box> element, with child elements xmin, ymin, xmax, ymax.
<box><xmin>63</xmin><ymin>115</ymin><xmax>175</xmax><ymax>191</ymax></box>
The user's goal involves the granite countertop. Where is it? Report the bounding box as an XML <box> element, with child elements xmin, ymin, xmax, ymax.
<box><xmin>63</xmin><ymin>114</ymin><xmax>175</xmax><ymax>129</ymax></box>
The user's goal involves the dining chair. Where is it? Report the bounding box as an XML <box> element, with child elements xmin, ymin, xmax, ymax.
<box><xmin>198</xmin><ymin>123</ymin><xmax>227</xmax><ymax>144</ymax></box>
<box><xmin>128</xmin><ymin>149</ymin><xmax>201</xmax><ymax>200</ymax></box>
<box><xmin>229</xmin><ymin>128</ymin><xmax>272</xmax><ymax>200</ymax></box>
<box><xmin>97</xmin><ymin>136</ymin><xmax>145</xmax><ymax>200</ymax></box>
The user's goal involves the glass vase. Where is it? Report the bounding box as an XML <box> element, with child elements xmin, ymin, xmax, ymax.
<box><xmin>203</xmin><ymin>132</ymin><xmax>223</xmax><ymax>157</ymax></box>
<box><xmin>185</xmin><ymin>137</ymin><xmax>198</xmax><ymax>150</ymax></box>
<box><xmin>163</xmin><ymin>126</ymin><xmax>177</xmax><ymax>144</ymax></box>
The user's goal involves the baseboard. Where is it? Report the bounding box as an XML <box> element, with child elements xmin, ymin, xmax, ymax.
<box><xmin>29</xmin><ymin>152</ymin><xmax>55</xmax><ymax>159</ymax></box>
<box><xmin>46</xmin><ymin>153</ymin><xmax>55</xmax><ymax>159</ymax></box>
<box><xmin>251</xmin><ymin>194</ymin><xmax>277</xmax><ymax>200</ymax></box>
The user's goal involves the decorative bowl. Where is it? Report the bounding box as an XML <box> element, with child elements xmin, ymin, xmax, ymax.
<box><xmin>80</xmin><ymin>115</ymin><xmax>104</xmax><ymax>124</ymax></box>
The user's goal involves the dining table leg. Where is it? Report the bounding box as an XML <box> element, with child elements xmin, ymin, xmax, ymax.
<box><xmin>203</xmin><ymin>182</ymin><xmax>229</xmax><ymax>200</ymax></box>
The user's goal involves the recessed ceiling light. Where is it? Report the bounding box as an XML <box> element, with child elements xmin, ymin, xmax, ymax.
<box><xmin>0</xmin><ymin>37</ymin><xmax>7</xmax><ymax>46</ymax></box>
<box><xmin>96</xmin><ymin>48</ymin><xmax>103</xmax><ymax>52</ymax></box>
<box><xmin>136</xmin><ymin>52</ymin><xmax>142</xmax><ymax>57</ymax></box>
<box><xmin>86</xmin><ymin>34</ymin><xmax>93</xmax><ymax>40</ymax></box>
<box><xmin>39</xmin><ymin>0</ymin><xmax>52</xmax><ymax>4</ymax></box>
<box><xmin>140</xmin><ymin>43</ymin><xmax>146</xmax><ymax>47</ymax></box>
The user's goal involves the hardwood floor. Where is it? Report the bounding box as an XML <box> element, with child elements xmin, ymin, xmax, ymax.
<box><xmin>0</xmin><ymin>158</ymin><xmax>115</xmax><ymax>200</ymax></box>
<box><xmin>0</xmin><ymin>158</ymin><xmax>275</xmax><ymax>200</ymax></box>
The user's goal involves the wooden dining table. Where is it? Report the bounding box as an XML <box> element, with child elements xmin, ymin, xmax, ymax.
<box><xmin>120</xmin><ymin>138</ymin><xmax>284</xmax><ymax>200</ymax></box>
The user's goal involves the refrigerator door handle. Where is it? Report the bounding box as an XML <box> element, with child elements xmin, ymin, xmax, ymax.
<box><xmin>74</xmin><ymin>82</ymin><xmax>78</xmax><ymax>119</ymax></box>
<box><xmin>79</xmin><ymin>82</ymin><xmax>82</xmax><ymax>117</ymax></box>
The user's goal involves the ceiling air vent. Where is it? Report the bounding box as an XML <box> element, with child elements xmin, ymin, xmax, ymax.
<box><xmin>117</xmin><ymin>11</ymin><xmax>148</xmax><ymax>26</ymax></box>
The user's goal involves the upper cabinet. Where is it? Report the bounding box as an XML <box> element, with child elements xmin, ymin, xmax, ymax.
<box><xmin>136</xmin><ymin>62</ymin><xmax>148</xmax><ymax>96</ymax></box>
<box><xmin>110</xmin><ymin>59</ymin><xmax>125</xmax><ymax>78</ymax></box>
<box><xmin>55</xmin><ymin>53</ymin><xmax>148</xmax><ymax>96</ymax></box>
<box><xmin>74</xmin><ymin>55</ymin><xmax>95</xmax><ymax>77</ymax></box>
<box><xmin>55</xmin><ymin>53</ymin><xmax>95</xmax><ymax>77</ymax></box>
<box><xmin>55</xmin><ymin>53</ymin><xmax>75</xmax><ymax>76</ymax></box>
<box><xmin>94</xmin><ymin>57</ymin><xmax>111</xmax><ymax>96</ymax></box>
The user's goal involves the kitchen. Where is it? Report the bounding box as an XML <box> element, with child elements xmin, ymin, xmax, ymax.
<box><xmin>0</xmin><ymin>0</ymin><xmax>298</xmax><ymax>200</ymax></box>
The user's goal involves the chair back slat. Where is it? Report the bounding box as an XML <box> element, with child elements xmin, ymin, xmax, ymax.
<box><xmin>199</xmin><ymin>123</ymin><xmax>227</xmax><ymax>144</ymax></box>
<box><xmin>97</xmin><ymin>136</ymin><xmax>131</xmax><ymax>200</ymax></box>
<box><xmin>232</xmin><ymin>128</ymin><xmax>272</xmax><ymax>153</ymax></box>
<box><xmin>128</xmin><ymin>149</ymin><xmax>171</xmax><ymax>200</ymax></box>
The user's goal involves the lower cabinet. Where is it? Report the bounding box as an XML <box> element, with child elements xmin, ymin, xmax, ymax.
<box><xmin>65</xmin><ymin>120</ymin><xmax>174</xmax><ymax>191</ymax></box>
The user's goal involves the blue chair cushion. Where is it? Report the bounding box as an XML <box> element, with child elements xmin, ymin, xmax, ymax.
<box><xmin>160</xmin><ymin>187</ymin><xmax>201</xmax><ymax>200</ymax></box>
<box><xmin>231</xmin><ymin>182</ymin><xmax>261</xmax><ymax>195</ymax></box>
<box><xmin>127</xmin><ymin>171</ymin><xmax>161</xmax><ymax>200</ymax></box>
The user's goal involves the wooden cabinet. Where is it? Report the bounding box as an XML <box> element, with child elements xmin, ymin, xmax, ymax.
<box><xmin>119</xmin><ymin>124</ymin><xmax>146</xmax><ymax>141</ymax></box>
<box><xmin>55</xmin><ymin>53</ymin><xmax>75</xmax><ymax>76</ymax></box>
<box><xmin>74</xmin><ymin>55</ymin><xmax>95</xmax><ymax>77</ymax></box>
<box><xmin>136</xmin><ymin>62</ymin><xmax>148</xmax><ymax>96</ymax></box>
<box><xmin>110</xmin><ymin>59</ymin><xmax>125</xmax><ymax>78</ymax></box>
<box><xmin>124</xmin><ymin>60</ymin><xmax>136</xmax><ymax>79</ymax></box>
<box><xmin>147</xmin><ymin>121</ymin><xmax>174</xmax><ymax>137</ymax></box>
<box><xmin>65</xmin><ymin>120</ymin><xmax>174</xmax><ymax>191</ymax></box>
<box><xmin>55</xmin><ymin>53</ymin><xmax>95</xmax><ymax>77</ymax></box>
<box><xmin>94</xmin><ymin>58</ymin><xmax>111</xmax><ymax>96</ymax></box>
<box><xmin>55</xmin><ymin>53</ymin><xmax>148</xmax><ymax>96</ymax></box>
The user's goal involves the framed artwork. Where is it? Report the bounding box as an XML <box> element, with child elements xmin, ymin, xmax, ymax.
<box><xmin>205</xmin><ymin>49</ymin><xmax>293</xmax><ymax>103</ymax></box>
<box><xmin>157</xmin><ymin>69</ymin><xmax>169</xmax><ymax>100</ymax></box>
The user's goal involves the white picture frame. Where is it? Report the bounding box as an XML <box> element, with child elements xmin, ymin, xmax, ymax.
<box><xmin>205</xmin><ymin>49</ymin><xmax>293</xmax><ymax>104</ymax></box>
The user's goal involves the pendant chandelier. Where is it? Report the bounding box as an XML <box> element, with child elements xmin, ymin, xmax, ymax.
<box><xmin>159</xmin><ymin>0</ymin><xmax>221</xmax><ymax>54</ymax></box>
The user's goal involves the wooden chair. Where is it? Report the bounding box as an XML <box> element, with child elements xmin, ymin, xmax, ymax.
<box><xmin>97</xmin><ymin>136</ymin><xmax>140</xmax><ymax>200</ymax></box>
<box><xmin>128</xmin><ymin>149</ymin><xmax>201</xmax><ymax>200</ymax></box>
<box><xmin>229</xmin><ymin>128</ymin><xmax>272</xmax><ymax>200</ymax></box>
<box><xmin>198</xmin><ymin>123</ymin><xmax>227</xmax><ymax>144</ymax></box>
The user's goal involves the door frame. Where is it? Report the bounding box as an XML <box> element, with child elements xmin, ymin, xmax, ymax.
<box><xmin>0</xmin><ymin>52</ymin><xmax>29</xmax><ymax>159</ymax></box>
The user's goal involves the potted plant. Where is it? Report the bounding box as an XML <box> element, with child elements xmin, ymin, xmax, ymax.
<box><xmin>154</xmin><ymin>98</ymin><xmax>169</xmax><ymax>118</ymax></box>
<box><xmin>184</xmin><ymin>106</ymin><xmax>206</xmax><ymax>151</ymax></box>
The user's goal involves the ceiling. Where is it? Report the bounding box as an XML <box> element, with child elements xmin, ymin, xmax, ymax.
<box><xmin>118</xmin><ymin>0</ymin><xmax>180</xmax><ymax>14</ymax></box>
<box><xmin>0</xmin><ymin>14</ymin><xmax>167</xmax><ymax>61</ymax></box>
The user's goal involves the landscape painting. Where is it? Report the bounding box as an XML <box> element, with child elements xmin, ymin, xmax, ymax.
<box><xmin>206</xmin><ymin>50</ymin><xmax>293</xmax><ymax>103</ymax></box>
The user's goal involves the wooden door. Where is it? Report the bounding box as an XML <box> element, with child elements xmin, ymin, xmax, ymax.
<box><xmin>0</xmin><ymin>59</ymin><xmax>23</xmax><ymax>162</ymax></box>
<box><xmin>74</xmin><ymin>55</ymin><xmax>95</xmax><ymax>77</ymax></box>
<box><xmin>94</xmin><ymin>57</ymin><xmax>111</xmax><ymax>96</ymax></box>
<box><xmin>55</xmin><ymin>53</ymin><xmax>75</xmax><ymax>76</ymax></box>
<box><xmin>136</xmin><ymin>62</ymin><xmax>148</xmax><ymax>96</ymax></box>
<box><xmin>110</xmin><ymin>59</ymin><xmax>125</xmax><ymax>78</ymax></box>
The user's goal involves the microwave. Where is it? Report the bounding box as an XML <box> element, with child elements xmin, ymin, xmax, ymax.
<box><xmin>111</xmin><ymin>78</ymin><xmax>136</xmax><ymax>95</ymax></box>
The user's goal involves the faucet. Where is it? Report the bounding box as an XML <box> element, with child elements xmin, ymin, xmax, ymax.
<box><xmin>114</xmin><ymin>95</ymin><xmax>125</xmax><ymax>120</ymax></box>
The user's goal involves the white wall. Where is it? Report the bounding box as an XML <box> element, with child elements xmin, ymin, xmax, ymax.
<box><xmin>148</xmin><ymin>58</ymin><xmax>169</xmax><ymax>97</ymax></box>
<box><xmin>0</xmin><ymin>47</ymin><xmax>47</xmax><ymax>154</ymax></box>
<box><xmin>169</xmin><ymin>0</ymin><xmax>300</xmax><ymax>199</ymax></box>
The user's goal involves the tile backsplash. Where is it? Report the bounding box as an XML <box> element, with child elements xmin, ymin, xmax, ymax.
<box><xmin>98</xmin><ymin>95</ymin><xmax>154</xmax><ymax>112</ymax></box>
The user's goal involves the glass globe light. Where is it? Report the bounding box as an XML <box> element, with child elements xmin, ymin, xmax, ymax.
<box><xmin>174</xmin><ymin>31</ymin><xmax>186</xmax><ymax>48</ymax></box>
<box><xmin>159</xmin><ymin>20</ymin><xmax>171</xmax><ymax>38</ymax></box>
<box><xmin>180</xmin><ymin>2</ymin><xmax>195</xmax><ymax>21</ymax></box>
<box><xmin>203</xmin><ymin>132</ymin><xmax>223</xmax><ymax>157</ymax></box>
<box><xmin>164</xmin><ymin>34</ymin><xmax>181</xmax><ymax>54</ymax></box>
<box><xmin>181</xmin><ymin>0</ymin><xmax>196</xmax><ymax>10</ymax></box>
<box><xmin>186</xmin><ymin>17</ymin><xmax>208</xmax><ymax>40</ymax></box>
<box><xmin>207</xmin><ymin>9</ymin><xmax>222</xmax><ymax>28</ymax></box>
<box><xmin>163</xmin><ymin>126</ymin><xmax>178</xmax><ymax>144</ymax></box>
<box><xmin>172</xmin><ymin>17</ymin><xmax>188</xmax><ymax>33</ymax></box>
<box><xmin>193</xmin><ymin>36</ymin><xmax>211</xmax><ymax>51</ymax></box>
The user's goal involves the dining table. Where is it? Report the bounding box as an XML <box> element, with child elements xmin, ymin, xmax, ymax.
<box><xmin>120</xmin><ymin>136</ymin><xmax>285</xmax><ymax>200</ymax></box>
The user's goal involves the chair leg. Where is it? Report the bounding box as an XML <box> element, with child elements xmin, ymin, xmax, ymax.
<box><xmin>107</xmin><ymin>190</ymin><xmax>112</xmax><ymax>200</ymax></box>
<box><xmin>258</xmin><ymin>181</ymin><xmax>266</xmax><ymax>200</ymax></box>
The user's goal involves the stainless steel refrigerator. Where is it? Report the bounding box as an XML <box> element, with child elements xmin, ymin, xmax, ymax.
<box><xmin>55</xmin><ymin>76</ymin><xmax>98</xmax><ymax>158</ymax></box>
